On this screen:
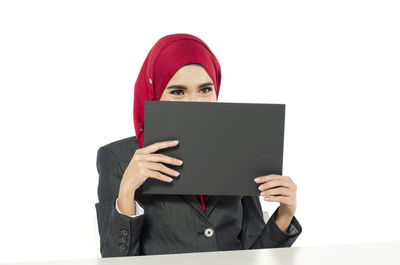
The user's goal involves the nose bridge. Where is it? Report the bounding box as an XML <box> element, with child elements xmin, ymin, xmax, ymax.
<box><xmin>186</xmin><ymin>87</ymin><xmax>201</xmax><ymax>101</ymax></box>
<box><xmin>191</xmin><ymin>95</ymin><xmax>203</xmax><ymax>102</ymax></box>
<box><xmin>190</xmin><ymin>95</ymin><xmax>201</xmax><ymax>102</ymax></box>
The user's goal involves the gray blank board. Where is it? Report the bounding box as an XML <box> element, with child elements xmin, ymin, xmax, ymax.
<box><xmin>142</xmin><ymin>101</ymin><xmax>285</xmax><ymax>196</ymax></box>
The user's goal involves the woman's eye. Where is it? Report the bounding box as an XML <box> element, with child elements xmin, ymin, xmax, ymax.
<box><xmin>200</xmin><ymin>87</ymin><xmax>212</xmax><ymax>94</ymax></box>
<box><xmin>170</xmin><ymin>90</ymin><xmax>184</xmax><ymax>95</ymax></box>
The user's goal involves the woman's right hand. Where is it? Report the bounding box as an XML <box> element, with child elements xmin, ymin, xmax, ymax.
<box><xmin>119</xmin><ymin>140</ymin><xmax>183</xmax><ymax>195</ymax></box>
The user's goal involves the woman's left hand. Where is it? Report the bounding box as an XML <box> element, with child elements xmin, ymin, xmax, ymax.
<box><xmin>254</xmin><ymin>174</ymin><xmax>297</xmax><ymax>216</ymax></box>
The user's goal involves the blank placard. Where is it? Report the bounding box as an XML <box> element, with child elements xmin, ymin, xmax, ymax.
<box><xmin>143</xmin><ymin>101</ymin><xmax>285</xmax><ymax>196</ymax></box>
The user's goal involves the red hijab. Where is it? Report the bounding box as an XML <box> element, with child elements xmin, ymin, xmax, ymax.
<box><xmin>133</xmin><ymin>33</ymin><xmax>222</xmax><ymax>212</ymax></box>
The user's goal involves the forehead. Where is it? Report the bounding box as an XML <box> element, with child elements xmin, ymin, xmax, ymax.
<box><xmin>168</xmin><ymin>64</ymin><xmax>213</xmax><ymax>84</ymax></box>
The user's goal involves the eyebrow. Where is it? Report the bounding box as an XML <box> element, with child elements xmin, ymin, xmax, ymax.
<box><xmin>166</xmin><ymin>82</ymin><xmax>214</xmax><ymax>90</ymax></box>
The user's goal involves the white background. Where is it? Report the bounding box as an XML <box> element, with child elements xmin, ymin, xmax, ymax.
<box><xmin>0</xmin><ymin>0</ymin><xmax>399</xmax><ymax>263</ymax></box>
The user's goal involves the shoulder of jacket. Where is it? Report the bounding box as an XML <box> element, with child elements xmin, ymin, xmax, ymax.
<box><xmin>98</xmin><ymin>136</ymin><xmax>140</xmax><ymax>159</ymax></box>
<box><xmin>97</xmin><ymin>136</ymin><xmax>141</xmax><ymax>173</ymax></box>
<box><xmin>100</xmin><ymin>136</ymin><xmax>139</xmax><ymax>150</ymax></box>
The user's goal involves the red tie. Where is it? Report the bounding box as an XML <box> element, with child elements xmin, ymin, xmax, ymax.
<box><xmin>196</xmin><ymin>195</ymin><xmax>210</xmax><ymax>213</ymax></box>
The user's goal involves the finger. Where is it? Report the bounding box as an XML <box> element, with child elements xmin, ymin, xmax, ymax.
<box><xmin>139</xmin><ymin>140</ymin><xmax>180</xmax><ymax>155</ymax></box>
<box><xmin>258</xmin><ymin>179</ymin><xmax>292</xmax><ymax>191</ymax></box>
<box><xmin>144</xmin><ymin>161</ymin><xmax>180</xmax><ymax>177</ymax></box>
<box><xmin>144</xmin><ymin>153</ymin><xmax>183</xmax><ymax>166</ymax></box>
<box><xmin>254</xmin><ymin>174</ymin><xmax>294</xmax><ymax>184</ymax></box>
<box><xmin>145</xmin><ymin>168</ymin><xmax>174</xmax><ymax>183</ymax></box>
<box><xmin>263</xmin><ymin>195</ymin><xmax>291</xmax><ymax>204</ymax></box>
<box><xmin>260</xmin><ymin>187</ymin><xmax>290</xmax><ymax>197</ymax></box>
<box><xmin>254</xmin><ymin>174</ymin><xmax>282</xmax><ymax>183</ymax></box>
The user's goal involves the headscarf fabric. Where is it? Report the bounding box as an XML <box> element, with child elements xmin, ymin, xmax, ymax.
<box><xmin>133</xmin><ymin>33</ymin><xmax>221</xmax><ymax>148</ymax></box>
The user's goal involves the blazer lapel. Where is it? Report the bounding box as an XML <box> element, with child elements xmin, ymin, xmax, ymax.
<box><xmin>178</xmin><ymin>195</ymin><xmax>220</xmax><ymax>218</ymax></box>
<box><xmin>205</xmin><ymin>195</ymin><xmax>220</xmax><ymax>217</ymax></box>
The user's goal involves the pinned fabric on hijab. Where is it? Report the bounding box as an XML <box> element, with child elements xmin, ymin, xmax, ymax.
<box><xmin>133</xmin><ymin>33</ymin><xmax>222</xmax><ymax>149</ymax></box>
<box><xmin>133</xmin><ymin>33</ymin><xmax>222</xmax><ymax>212</ymax></box>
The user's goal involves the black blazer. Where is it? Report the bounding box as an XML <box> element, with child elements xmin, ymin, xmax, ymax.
<box><xmin>95</xmin><ymin>136</ymin><xmax>302</xmax><ymax>257</ymax></box>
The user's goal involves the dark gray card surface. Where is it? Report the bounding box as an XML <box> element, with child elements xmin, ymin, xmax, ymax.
<box><xmin>143</xmin><ymin>101</ymin><xmax>285</xmax><ymax>196</ymax></box>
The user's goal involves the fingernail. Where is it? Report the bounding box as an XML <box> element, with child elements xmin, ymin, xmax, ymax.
<box><xmin>169</xmin><ymin>177</ymin><xmax>173</xmax><ymax>182</ymax></box>
<box><xmin>174</xmin><ymin>140</ymin><xmax>179</xmax><ymax>144</ymax></box>
<box><xmin>178</xmin><ymin>160</ymin><xmax>183</xmax><ymax>165</ymax></box>
<box><xmin>254</xmin><ymin>178</ymin><xmax>260</xmax><ymax>182</ymax></box>
<box><xmin>174</xmin><ymin>171</ymin><xmax>180</xmax><ymax>176</ymax></box>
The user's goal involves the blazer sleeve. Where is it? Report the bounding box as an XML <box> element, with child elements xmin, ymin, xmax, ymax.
<box><xmin>95</xmin><ymin>146</ymin><xmax>145</xmax><ymax>257</ymax></box>
<box><xmin>239</xmin><ymin>196</ymin><xmax>302</xmax><ymax>249</ymax></box>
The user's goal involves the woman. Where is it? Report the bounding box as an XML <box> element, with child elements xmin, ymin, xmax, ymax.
<box><xmin>95</xmin><ymin>33</ymin><xmax>302</xmax><ymax>257</ymax></box>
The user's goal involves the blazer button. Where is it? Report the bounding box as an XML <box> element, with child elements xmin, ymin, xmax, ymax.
<box><xmin>119</xmin><ymin>243</ymin><xmax>127</xmax><ymax>250</ymax></box>
<box><xmin>119</xmin><ymin>228</ymin><xmax>129</xmax><ymax>237</ymax></box>
<box><xmin>120</xmin><ymin>236</ymin><xmax>128</xmax><ymax>244</ymax></box>
<box><xmin>204</xmin><ymin>228</ymin><xmax>214</xmax><ymax>238</ymax></box>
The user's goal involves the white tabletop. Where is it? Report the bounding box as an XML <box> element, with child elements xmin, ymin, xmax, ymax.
<box><xmin>5</xmin><ymin>241</ymin><xmax>400</xmax><ymax>265</ymax></box>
